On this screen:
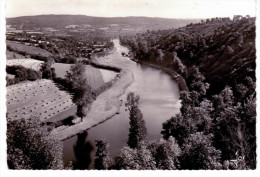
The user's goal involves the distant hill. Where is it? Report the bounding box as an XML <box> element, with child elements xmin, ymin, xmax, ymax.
<box><xmin>6</xmin><ymin>15</ymin><xmax>200</xmax><ymax>31</ymax></box>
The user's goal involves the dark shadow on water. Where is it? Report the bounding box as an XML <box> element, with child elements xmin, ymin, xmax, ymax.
<box><xmin>72</xmin><ymin>131</ymin><xmax>94</xmax><ymax>170</ymax></box>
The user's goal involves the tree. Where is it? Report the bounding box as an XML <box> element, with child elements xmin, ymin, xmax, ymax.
<box><xmin>172</xmin><ymin>52</ymin><xmax>187</xmax><ymax>75</ymax></box>
<box><xmin>95</xmin><ymin>139</ymin><xmax>111</xmax><ymax>170</ymax></box>
<box><xmin>114</xmin><ymin>146</ymin><xmax>140</xmax><ymax>169</ymax></box>
<box><xmin>76</xmin><ymin>104</ymin><xmax>86</xmax><ymax>122</ymax></box>
<box><xmin>179</xmin><ymin>132</ymin><xmax>221</xmax><ymax>169</ymax></box>
<box><xmin>66</xmin><ymin>62</ymin><xmax>96</xmax><ymax>121</ymax></box>
<box><xmin>162</xmin><ymin>95</ymin><xmax>213</xmax><ymax>146</ymax></box>
<box><xmin>148</xmin><ymin>137</ymin><xmax>181</xmax><ymax>169</ymax></box>
<box><xmin>73</xmin><ymin>82</ymin><xmax>94</xmax><ymax>121</ymax></box>
<box><xmin>6</xmin><ymin>65</ymin><xmax>41</xmax><ymax>84</ymax></box>
<box><xmin>40</xmin><ymin>57</ymin><xmax>55</xmax><ymax>79</ymax></box>
<box><xmin>212</xmin><ymin>85</ymin><xmax>256</xmax><ymax>169</ymax></box>
<box><xmin>161</xmin><ymin>114</ymin><xmax>189</xmax><ymax>146</ymax></box>
<box><xmin>114</xmin><ymin>143</ymin><xmax>156</xmax><ymax>170</ymax></box>
<box><xmin>125</xmin><ymin>92</ymin><xmax>147</xmax><ymax>149</ymax></box>
<box><xmin>7</xmin><ymin>118</ymin><xmax>63</xmax><ymax>169</ymax></box>
<box><xmin>186</xmin><ymin>66</ymin><xmax>209</xmax><ymax>97</ymax></box>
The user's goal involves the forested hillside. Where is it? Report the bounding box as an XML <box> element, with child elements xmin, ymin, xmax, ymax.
<box><xmin>118</xmin><ymin>16</ymin><xmax>256</xmax><ymax>169</ymax></box>
<box><xmin>120</xmin><ymin>16</ymin><xmax>255</xmax><ymax>95</ymax></box>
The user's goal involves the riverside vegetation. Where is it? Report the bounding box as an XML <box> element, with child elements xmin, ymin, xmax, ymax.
<box><xmin>7</xmin><ymin>15</ymin><xmax>256</xmax><ymax>170</ymax></box>
<box><xmin>116</xmin><ymin>16</ymin><xmax>256</xmax><ymax>169</ymax></box>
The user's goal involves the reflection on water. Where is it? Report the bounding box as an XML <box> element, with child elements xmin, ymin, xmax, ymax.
<box><xmin>63</xmin><ymin>39</ymin><xmax>181</xmax><ymax>168</ymax></box>
<box><xmin>63</xmin><ymin>132</ymin><xmax>94</xmax><ymax>169</ymax></box>
<box><xmin>73</xmin><ymin>132</ymin><xmax>93</xmax><ymax>169</ymax></box>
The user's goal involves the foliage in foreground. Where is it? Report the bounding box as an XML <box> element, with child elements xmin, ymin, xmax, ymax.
<box><xmin>125</xmin><ymin>92</ymin><xmax>147</xmax><ymax>149</ymax></box>
<box><xmin>101</xmin><ymin>92</ymin><xmax>182</xmax><ymax>170</ymax></box>
<box><xmin>95</xmin><ymin>139</ymin><xmax>112</xmax><ymax>170</ymax></box>
<box><xmin>161</xmin><ymin>68</ymin><xmax>256</xmax><ymax>169</ymax></box>
<box><xmin>7</xmin><ymin>118</ymin><xmax>63</xmax><ymax>169</ymax></box>
<box><xmin>95</xmin><ymin>84</ymin><xmax>255</xmax><ymax>170</ymax></box>
<box><xmin>117</xmin><ymin>17</ymin><xmax>256</xmax><ymax>169</ymax></box>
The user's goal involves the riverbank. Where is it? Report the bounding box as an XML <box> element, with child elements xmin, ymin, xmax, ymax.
<box><xmin>134</xmin><ymin>60</ymin><xmax>188</xmax><ymax>91</ymax></box>
<box><xmin>62</xmin><ymin>39</ymin><xmax>182</xmax><ymax>166</ymax></box>
<box><xmin>51</xmin><ymin>67</ymin><xmax>134</xmax><ymax>141</ymax></box>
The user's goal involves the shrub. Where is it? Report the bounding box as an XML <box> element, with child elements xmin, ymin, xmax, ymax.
<box><xmin>179</xmin><ymin>132</ymin><xmax>221</xmax><ymax>169</ymax></box>
<box><xmin>6</xmin><ymin>65</ymin><xmax>41</xmax><ymax>85</ymax></box>
<box><xmin>7</xmin><ymin>118</ymin><xmax>63</xmax><ymax>169</ymax></box>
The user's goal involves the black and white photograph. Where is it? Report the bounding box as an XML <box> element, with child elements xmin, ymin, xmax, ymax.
<box><xmin>0</xmin><ymin>0</ymin><xmax>259</xmax><ymax>176</ymax></box>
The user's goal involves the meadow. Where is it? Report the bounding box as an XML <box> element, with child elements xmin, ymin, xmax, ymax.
<box><xmin>7</xmin><ymin>40</ymin><xmax>52</xmax><ymax>57</ymax></box>
<box><xmin>53</xmin><ymin>63</ymin><xmax>117</xmax><ymax>90</ymax></box>
<box><xmin>6</xmin><ymin>59</ymin><xmax>117</xmax><ymax>90</ymax></box>
<box><xmin>6</xmin><ymin>50</ymin><xmax>26</xmax><ymax>59</ymax></box>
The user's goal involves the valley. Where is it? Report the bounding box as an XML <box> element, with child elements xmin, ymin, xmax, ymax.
<box><xmin>5</xmin><ymin>14</ymin><xmax>256</xmax><ymax>170</ymax></box>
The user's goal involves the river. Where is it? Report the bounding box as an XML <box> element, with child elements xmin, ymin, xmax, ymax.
<box><xmin>63</xmin><ymin>39</ymin><xmax>181</xmax><ymax>169</ymax></box>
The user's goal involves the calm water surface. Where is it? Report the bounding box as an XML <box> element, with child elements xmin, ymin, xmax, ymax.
<box><xmin>63</xmin><ymin>39</ymin><xmax>181</xmax><ymax>168</ymax></box>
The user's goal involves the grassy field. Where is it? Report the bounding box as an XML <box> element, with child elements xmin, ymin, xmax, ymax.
<box><xmin>6</xmin><ymin>40</ymin><xmax>52</xmax><ymax>57</ymax></box>
<box><xmin>84</xmin><ymin>65</ymin><xmax>105</xmax><ymax>90</ymax></box>
<box><xmin>6</xmin><ymin>50</ymin><xmax>27</xmax><ymax>59</ymax></box>
<box><xmin>52</xmin><ymin>63</ymin><xmax>72</xmax><ymax>78</ymax></box>
<box><xmin>53</xmin><ymin>63</ymin><xmax>116</xmax><ymax>90</ymax></box>
<box><xmin>6</xmin><ymin>59</ymin><xmax>44</xmax><ymax>71</ymax></box>
<box><xmin>6</xmin><ymin>59</ymin><xmax>117</xmax><ymax>90</ymax></box>
<box><xmin>99</xmin><ymin>69</ymin><xmax>117</xmax><ymax>83</ymax></box>
<box><xmin>6</xmin><ymin>79</ymin><xmax>76</xmax><ymax>122</ymax></box>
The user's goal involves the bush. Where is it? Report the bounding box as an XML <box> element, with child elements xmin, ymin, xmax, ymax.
<box><xmin>179</xmin><ymin>132</ymin><xmax>221</xmax><ymax>169</ymax></box>
<box><xmin>114</xmin><ymin>144</ymin><xmax>156</xmax><ymax>170</ymax></box>
<box><xmin>6</xmin><ymin>65</ymin><xmax>41</xmax><ymax>85</ymax></box>
<box><xmin>7</xmin><ymin>118</ymin><xmax>63</xmax><ymax>169</ymax></box>
<box><xmin>40</xmin><ymin>57</ymin><xmax>56</xmax><ymax>79</ymax></box>
<box><xmin>148</xmin><ymin>137</ymin><xmax>181</xmax><ymax>169</ymax></box>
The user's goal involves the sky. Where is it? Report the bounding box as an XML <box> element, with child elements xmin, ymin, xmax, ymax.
<box><xmin>5</xmin><ymin>0</ymin><xmax>256</xmax><ymax>19</ymax></box>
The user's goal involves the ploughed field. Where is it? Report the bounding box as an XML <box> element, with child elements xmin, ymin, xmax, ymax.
<box><xmin>6</xmin><ymin>79</ymin><xmax>76</xmax><ymax>122</ymax></box>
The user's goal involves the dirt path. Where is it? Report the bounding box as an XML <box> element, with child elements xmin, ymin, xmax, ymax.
<box><xmin>51</xmin><ymin>69</ymin><xmax>133</xmax><ymax>140</ymax></box>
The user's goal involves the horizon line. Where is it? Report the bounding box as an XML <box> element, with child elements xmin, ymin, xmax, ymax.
<box><xmin>6</xmin><ymin>13</ymin><xmax>251</xmax><ymax>20</ymax></box>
